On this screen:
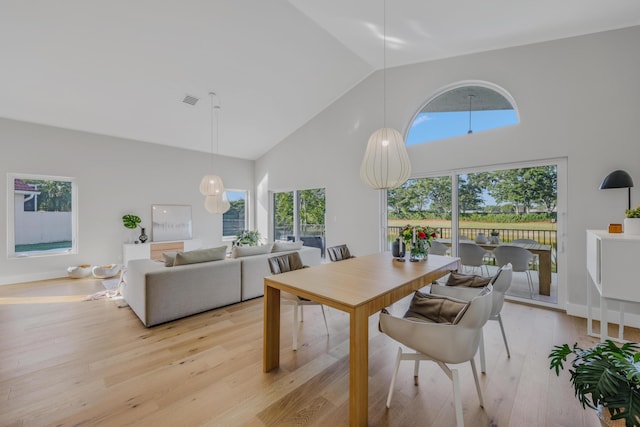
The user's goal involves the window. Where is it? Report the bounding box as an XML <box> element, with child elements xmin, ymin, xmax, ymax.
<box><xmin>407</xmin><ymin>84</ymin><xmax>518</xmax><ymax>146</ymax></box>
<box><xmin>273</xmin><ymin>188</ymin><xmax>326</xmax><ymax>256</ymax></box>
<box><xmin>222</xmin><ymin>190</ymin><xmax>248</xmax><ymax>239</ymax></box>
<box><xmin>8</xmin><ymin>173</ymin><xmax>77</xmax><ymax>258</ymax></box>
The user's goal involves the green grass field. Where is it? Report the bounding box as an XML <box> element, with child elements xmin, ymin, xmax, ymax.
<box><xmin>388</xmin><ymin>218</ymin><xmax>557</xmax><ymax>231</ymax></box>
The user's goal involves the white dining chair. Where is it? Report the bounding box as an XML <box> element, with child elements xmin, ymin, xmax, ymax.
<box><xmin>493</xmin><ymin>245</ymin><xmax>536</xmax><ymax>298</ymax></box>
<box><xmin>431</xmin><ymin>264</ymin><xmax>514</xmax><ymax>373</ymax></box>
<box><xmin>267</xmin><ymin>252</ymin><xmax>329</xmax><ymax>351</ymax></box>
<box><xmin>458</xmin><ymin>242</ymin><xmax>491</xmax><ymax>276</ymax></box>
<box><xmin>429</xmin><ymin>239</ymin><xmax>450</xmax><ymax>256</ymax></box>
<box><xmin>380</xmin><ymin>286</ymin><xmax>493</xmax><ymax>427</ymax></box>
<box><xmin>511</xmin><ymin>239</ymin><xmax>539</xmax><ymax>271</ymax></box>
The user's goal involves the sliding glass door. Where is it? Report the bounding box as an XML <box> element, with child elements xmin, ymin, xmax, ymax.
<box><xmin>273</xmin><ymin>188</ymin><xmax>326</xmax><ymax>257</ymax></box>
<box><xmin>387</xmin><ymin>160</ymin><xmax>565</xmax><ymax>308</ymax></box>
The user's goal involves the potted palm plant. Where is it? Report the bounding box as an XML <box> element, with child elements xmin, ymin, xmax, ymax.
<box><xmin>624</xmin><ymin>206</ymin><xmax>640</xmax><ymax>235</ymax></box>
<box><xmin>548</xmin><ymin>340</ymin><xmax>640</xmax><ymax>426</ymax></box>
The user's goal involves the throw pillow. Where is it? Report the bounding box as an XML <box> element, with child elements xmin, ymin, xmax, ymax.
<box><xmin>272</xmin><ymin>241</ymin><xmax>303</xmax><ymax>253</ymax></box>
<box><xmin>231</xmin><ymin>243</ymin><xmax>274</xmax><ymax>258</ymax></box>
<box><xmin>404</xmin><ymin>291</ymin><xmax>469</xmax><ymax>324</ymax></box>
<box><xmin>173</xmin><ymin>246</ymin><xmax>227</xmax><ymax>266</ymax></box>
<box><xmin>446</xmin><ymin>272</ymin><xmax>492</xmax><ymax>288</ymax></box>
<box><xmin>162</xmin><ymin>251</ymin><xmax>177</xmax><ymax>267</ymax></box>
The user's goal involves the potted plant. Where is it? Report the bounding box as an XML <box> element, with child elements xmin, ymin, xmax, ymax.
<box><xmin>122</xmin><ymin>214</ymin><xmax>147</xmax><ymax>243</ymax></box>
<box><xmin>490</xmin><ymin>229</ymin><xmax>500</xmax><ymax>244</ymax></box>
<box><xmin>548</xmin><ymin>340</ymin><xmax>640</xmax><ymax>426</ymax></box>
<box><xmin>234</xmin><ymin>230</ymin><xmax>261</xmax><ymax>247</ymax></box>
<box><xmin>624</xmin><ymin>206</ymin><xmax>640</xmax><ymax>235</ymax></box>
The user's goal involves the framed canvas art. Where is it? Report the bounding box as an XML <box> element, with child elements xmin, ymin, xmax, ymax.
<box><xmin>151</xmin><ymin>204</ymin><xmax>192</xmax><ymax>242</ymax></box>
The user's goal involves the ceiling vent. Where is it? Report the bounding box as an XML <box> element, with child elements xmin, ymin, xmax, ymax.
<box><xmin>182</xmin><ymin>94</ymin><xmax>199</xmax><ymax>106</ymax></box>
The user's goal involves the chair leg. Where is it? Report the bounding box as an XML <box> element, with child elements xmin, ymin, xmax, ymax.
<box><xmin>300</xmin><ymin>305</ymin><xmax>304</xmax><ymax>322</ymax></box>
<box><xmin>479</xmin><ymin>329</ymin><xmax>486</xmax><ymax>373</ymax></box>
<box><xmin>413</xmin><ymin>357</ymin><xmax>420</xmax><ymax>385</ymax></box>
<box><xmin>386</xmin><ymin>347</ymin><xmax>403</xmax><ymax>408</ymax></box>
<box><xmin>470</xmin><ymin>358</ymin><xmax>484</xmax><ymax>408</ymax></box>
<box><xmin>497</xmin><ymin>314</ymin><xmax>511</xmax><ymax>358</ymax></box>
<box><xmin>320</xmin><ymin>305</ymin><xmax>329</xmax><ymax>335</ymax></box>
<box><xmin>451</xmin><ymin>368</ymin><xmax>464</xmax><ymax>427</ymax></box>
<box><xmin>525</xmin><ymin>270</ymin><xmax>534</xmax><ymax>298</ymax></box>
<box><xmin>292</xmin><ymin>303</ymin><xmax>299</xmax><ymax>351</ymax></box>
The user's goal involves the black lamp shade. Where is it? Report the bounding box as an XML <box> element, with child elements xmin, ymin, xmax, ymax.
<box><xmin>600</xmin><ymin>170</ymin><xmax>634</xmax><ymax>189</ymax></box>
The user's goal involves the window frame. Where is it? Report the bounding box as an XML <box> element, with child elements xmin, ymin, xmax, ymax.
<box><xmin>221</xmin><ymin>189</ymin><xmax>249</xmax><ymax>241</ymax></box>
<box><xmin>7</xmin><ymin>172</ymin><xmax>78</xmax><ymax>258</ymax></box>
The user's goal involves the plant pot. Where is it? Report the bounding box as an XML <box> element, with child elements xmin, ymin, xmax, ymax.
<box><xmin>597</xmin><ymin>405</ymin><xmax>626</xmax><ymax>427</ymax></box>
<box><xmin>624</xmin><ymin>218</ymin><xmax>640</xmax><ymax>235</ymax></box>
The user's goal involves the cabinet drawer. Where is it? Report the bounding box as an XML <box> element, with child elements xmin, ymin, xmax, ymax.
<box><xmin>150</xmin><ymin>242</ymin><xmax>184</xmax><ymax>260</ymax></box>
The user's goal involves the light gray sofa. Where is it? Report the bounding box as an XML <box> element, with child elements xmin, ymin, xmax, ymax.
<box><xmin>123</xmin><ymin>245</ymin><xmax>321</xmax><ymax>327</ymax></box>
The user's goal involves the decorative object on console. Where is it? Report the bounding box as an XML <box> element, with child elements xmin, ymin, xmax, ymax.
<box><xmin>200</xmin><ymin>92</ymin><xmax>229</xmax><ymax>214</ymax></box>
<box><xmin>122</xmin><ymin>213</ymin><xmax>142</xmax><ymax>243</ymax></box>
<box><xmin>138</xmin><ymin>227</ymin><xmax>148</xmax><ymax>243</ymax></box>
<box><xmin>608</xmin><ymin>223</ymin><xmax>623</xmax><ymax>233</ymax></box>
<box><xmin>151</xmin><ymin>204</ymin><xmax>192</xmax><ymax>242</ymax></box>
<box><xmin>359</xmin><ymin>0</ymin><xmax>411</xmax><ymax>190</ymax></box>
<box><xmin>624</xmin><ymin>205</ymin><xmax>640</xmax><ymax>235</ymax></box>
<box><xmin>490</xmin><ymin>229</ymin><xmax>500</xmax><ymax>244</ymax></box>
<box><xmin>600</xmin><ymin>169</ymin><xmax>634</xmax><ymax>210</ymax></box>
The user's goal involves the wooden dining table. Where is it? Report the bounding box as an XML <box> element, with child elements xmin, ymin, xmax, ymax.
<box><xmin>437</xmin><ymin>239</ymin><xmax>553</xmax><ymax>296</ymax></box>
<box><xmin>263</xmin><ymin>252</ymin><xmax>461</xmax><ymax>427</ymax></box>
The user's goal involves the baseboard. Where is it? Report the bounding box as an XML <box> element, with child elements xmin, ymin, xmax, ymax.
<box><xmin>566</xmin><ymin>302</ymin><xmax>640</xmax><ymax>330</ymax></box>
<box><xmin>0</xmin><ymin>271</ymin><xmax>65</xmax><ymax>286</ymax></box>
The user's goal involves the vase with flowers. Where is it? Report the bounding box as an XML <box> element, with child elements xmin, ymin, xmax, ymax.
<box><xmin>401</xmin><ymin>224</ymin><xmax>437</xmax><ymax>262</ymax></box>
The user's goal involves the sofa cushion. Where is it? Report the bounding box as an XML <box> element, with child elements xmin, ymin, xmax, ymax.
<box><xmin>231</xmin><ymin>243</ymin><xmax>274</xmax><ymax>258</ymax></box>
<box><xmin>162</xmin><ymin>251</ymin><xmax>177</xmax><ymax>267</ymax></box>
<box><xmin>404</xmin><ymin>290</ymin><xmax>469</xmax><ymax>324</ymax></box>
<box><xmin>272</xmin><ymin>241</ymin><xmax>303</xmax><ymax>253</ymax></box>
<box><xmin>173</xmin><ymin>246</ymin><xmax>227</xmax><ymax>266</ymax></box>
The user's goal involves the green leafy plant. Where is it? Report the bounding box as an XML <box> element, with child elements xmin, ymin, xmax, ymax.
<box><xmin>548</xmin><ymin>340</ymin><xmax>640</xmax><ymax>426</ymax></box>
<box><xmin>491</xmin><ymin>229</ymin><xmax>500</xmax><ymax>236</ymax></box>
<box><xmin>234</xmin><ymin>230</ymin><xmax>261</xmax><ymax>247</ymax></box>
<box><xmin>122</xmin><ymin>214</ymin><xmax>141</xmax><ymax>229</ymax></box>
<box><xmin>626</xmin><ymin>206</ymin><xmax>640</xmax><ymax>218</ymax></box>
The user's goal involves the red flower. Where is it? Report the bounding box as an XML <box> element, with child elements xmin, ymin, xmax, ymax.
<box><xmin>418</xmin><ymin>231</ymin><xmax>427</xmax><ymax>240</ymax></box>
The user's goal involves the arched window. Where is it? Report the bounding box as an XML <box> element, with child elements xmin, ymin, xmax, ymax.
<box><xmin>407</xmin><ymin>83</ymin><xmax>519</xmax><ymax>146</ymax></box>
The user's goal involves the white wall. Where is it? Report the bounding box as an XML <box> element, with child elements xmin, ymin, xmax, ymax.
<box><xmin>256</xmin><ymin>26</ymin><xmax>640</xmax><ymax>315</ymax></box>
<box><xmin>0</xmin><ymin>118</ymin><xmax>253</xmax><ymax>285</ymax></box>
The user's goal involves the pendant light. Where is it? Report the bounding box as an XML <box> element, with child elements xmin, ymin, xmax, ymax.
<box><xmin>200</xmin><ymin>92</ymin><xmax>229</xmax><ymax>214</ymax></box>
<box><xmin>360</xmin><ymin>0</ymin><xmax>411</xmax><ymax>190</ymax></box>
<box><xmin>199</xmin><ymin>92</ymin><xmax>225</xmax><ymax>198</ymax></box>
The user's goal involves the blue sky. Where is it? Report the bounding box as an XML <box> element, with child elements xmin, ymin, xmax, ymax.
<box><xmin>226</xmin><ymin>191</ymin><xmax>245</xmax><ymax>202</ymax></box>
<box><xmin>407</xmin><ymin>110</ymin><xmax>518</xmax><ymax>146</ymax></box>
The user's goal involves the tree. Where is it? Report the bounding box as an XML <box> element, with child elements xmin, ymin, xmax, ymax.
<box><xmin>25</xmin><ymin>179</ymin><xmax>72</xmax><ymax>212</ymax></box>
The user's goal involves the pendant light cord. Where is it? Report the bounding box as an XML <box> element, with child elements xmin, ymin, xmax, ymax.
<box><xmin>467</xmin><ymin>94</ymin><xmax>474</xmax><ymax>134</ymax></box>
<box><xmin>209</xmin><ymin>92</ymin><xmax>221</xmax><ymax>169</ymax></box>
<box><xmin>383</xmin><ymin>0</ymin><xmax>387</xmax><ymax>129</ymax></box>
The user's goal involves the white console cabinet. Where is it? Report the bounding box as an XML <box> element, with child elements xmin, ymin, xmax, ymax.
<box><xmin>586</xmin><ymin>230</ymin><xmax>640</xmax><ymax>341</ymax></box>
<box><xmin>123</xmin><ymin>239</ymin><xmax>203</xmax><ymax>265</ymax></box>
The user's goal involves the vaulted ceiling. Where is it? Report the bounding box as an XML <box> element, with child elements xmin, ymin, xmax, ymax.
<box><xmin>2</xmin><ymin>1</ymin><xmax>639</xmax><ymax>160</ymax></box>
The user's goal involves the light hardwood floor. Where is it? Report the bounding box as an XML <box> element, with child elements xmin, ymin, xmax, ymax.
<box><xmin>0</xmin><ymin>276</ymin><xmax>633</xmax><ymax>426</ymax></box>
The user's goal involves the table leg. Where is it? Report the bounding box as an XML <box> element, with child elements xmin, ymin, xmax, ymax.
<box><xmin>600</xmin><ymin>297</ymin><xmax>608</xmax><ymax>343</ymax></box>
<box><xmin>537</xmin><ymin>250</ymin><xmax>552</xmax><ymax>296</ymax></box>
<box><xmin>350</xmin><ymin>307</ymin><xmax>368</xmax><ymax>427</ymax></box>
<box><xmin>263</xmin><ymin>284</ymin><xmax>281</xmax><ymax>372</ymax></box>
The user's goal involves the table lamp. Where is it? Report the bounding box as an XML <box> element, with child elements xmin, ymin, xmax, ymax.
<box><xmin>600</xmin><ymin>170</ymin><xmax>634</xmax><ymax>210</ymax></box>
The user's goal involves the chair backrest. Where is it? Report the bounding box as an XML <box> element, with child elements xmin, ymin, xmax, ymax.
<box><xmin>379</xmin><ymin>286</ymin><xmax>493</xmax><ymax>364</ymax></box>
<box><xmin>458</xmin><ymin>242</ymin><xmax>487</xmax><ymax>266</ymax></box>
<box><xmin>268</xmin><ymin>252</ymin><xmax>305</xmax><ymax>275</ymax></box>
<box><xmin>327</xmin><ymin>244</ymin><xmax>353</xmax><ymax>262</ymax></box>
<box><xmin>429</xmin><ymin>240</ymin><xmax>449</xmax><ymax>256</ymax></box>
<box><xmin>489</xmin><ymin>263</ymin><xmax>512</xmax><ymax>316</ymax></box>
<box><xmin>492</xmin><ymin>245</ymin><xmax>534</xmax><ymax>272</ymax></box>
